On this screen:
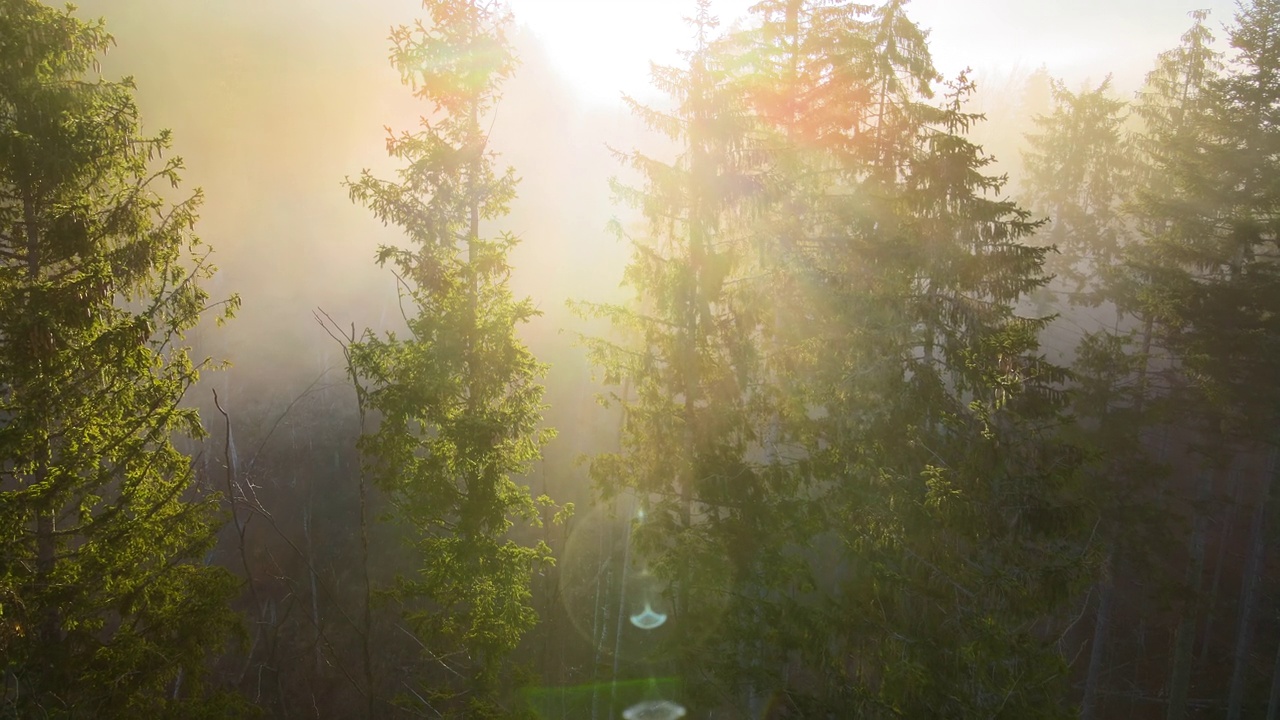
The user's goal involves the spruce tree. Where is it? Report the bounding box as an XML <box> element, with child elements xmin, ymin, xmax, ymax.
<box><xmin>0</xmin><ymin>1</ymin><xmax>242</xmax><ymax>716</ymax></box>
<box><xmin>733</xmin><ymin>2</ymin><xmax>1087</xmax><ymax>715</ymax></box>
<box><xmin>1147</xmin><ymin>0</ymin><xmax>1280</xmax><ymax>441</ymax></box>
<box><xmin>1022</xmin><ymin>77</ymin><xmax>1133</xmax><ymax>307</ymax></box>
<box><xmin>821</xmin><ymin>73</ymin><xmax>1080</xmax><ymax>719</ymax></box>
<box><xmin>344</xmin><ymin>1</ymin><xmax>558</xmax><ymax>715</ymax></box>
<box><xmin>1131</xmin><ymin>4</ymin><xmax>1280</xmax><ymax>717</ymax></box>
<box><xmin>575</xmin><ymin>3</ymin><xmax>773</xmax><ymax>712</ymax></box>
<box><xmin>1013</xmin><ymin>17</ymin><xmax>1232</xmax><ymax>712</ymax></box>
<box><xmin>582</xmin><ymin>1</ymin><xmax>1091</xmax><ymax>715</ymax></box>
<box><xmin>1019</xmin><ymin>72</ymin><xmax>1157</xmax><ymax>719</ymax></box>
<box><xmin>583</xmin><ymin>1</ymin><xmax>1089</xmax><ymax>715</ymax></box>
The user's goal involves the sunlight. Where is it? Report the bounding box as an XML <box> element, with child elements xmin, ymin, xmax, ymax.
<box><xmin>505</xmin><ymin>0</ymin><xmax>752</xmax><ymax>104</ymax></box>
<box><xmin>18</xmin><ymin>0</ymin><xmax>1274</xmax><ymax>716</ymax></box>
<box><xmin>505</xmin><ymin>0</ymin><xmax>1238</xmax><ymax>106</ymax></box>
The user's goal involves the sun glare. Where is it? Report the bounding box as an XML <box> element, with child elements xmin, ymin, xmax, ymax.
<box><xmin>506</xmin><ymin>0</ymin><xmax>752</xmax><ymax>104</ymax></box>
<box><xmin>505</xmin><ymin>0</ymin><xmax>1239</xmax><ymax>106</ymax></box>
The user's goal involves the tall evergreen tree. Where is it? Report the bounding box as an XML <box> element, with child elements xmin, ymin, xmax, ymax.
<box><xmin>731</xmin><ymin>2</ymin><xmax>1088</xmax><ymax>715</ymax></box>
<box><xmin>1095</xmin><ymin>5</ymin><xmax>1280</xmax><ymax>718</ymax></box>
<box><xmin>1022</xmin><ymin>77</ymin><xmax>1133</xmax><ymax>308</ymax></box>
<box><xmin>344</xmin><ymin>1</ymin><xmax>559</xmax><ymax>716</ymax></box>
<box><xmin>580</xmin><ymin>1</ymin><xmax>1090</xmax><ymax>715</ymax></box>
<box><xmin>1058</xmin><ymin>14</ymin><xmax>1225</xmax><ymax>719</ymax></box>
<box><xmin>817</xmin><ymin>74</ymin><xmax>1081</xmax><ymax>719</ymax></box>
<box><xmin>1148</xmin><ymin>0</ymin><xmax>1280</xmax><ymax>443</ymax></box>
<box><xmin>0</xmin><ymin>1</ymin><xmax>243</xmax><ymax>716</ymax></box>
<box><xmin>1132</xmin><ymin>4</ymin><xmax>1280</xmax><ymax>718</ymax></box>
<box><xmin>1019</xmin><ymin>72</ymin><xmax>1157</xmax><ymax>720</ymax></box>
<box><xmin>575</xmin><ymin>3</ymin><xmax>774</xmax><ymax>713</ymax></box>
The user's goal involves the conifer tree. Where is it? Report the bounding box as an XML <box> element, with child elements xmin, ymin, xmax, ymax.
<box><xmin>0</xmin><ymin>1</ymin><xmax>242</xmax><ymax>716</ymax></box>
<box><xmin>585</xmin><ymin>1</ymin><xmax>1088</xmax><ymax>715</ymax></box>
<box><xmin>344</xmin><ymin>1</ymin><xmax>558</xmax><ymax>716</ymax></box>
<box><xmin>1022</xmin><ymin>78</ymin><xmax>1133</xmax><ymax>306</ymax></box>
<box><xmin>1130</xmin><ymin>4</ymin><xmax>1280</xmax><ymax>717</ymax></box>
<box><xmin>575</xmin><ymin>3</ymin><xmax>775</xmax><ymax>712</ymax></box>
<box><xmin>1147</xmin><ymin>0</ymin><xmax>1280</xmax><ymax>445</ymax></box>
<box><xmin>732</xmin><ymin>2</ymin><xmax>1087</xmax><ymax>715</ymax></box>
<box><xmin>1024</xmin><ymin>14</ymin><xmax>1224</xmax><ymax>717</ymax></box>
<box><xmin>1019</xmin><ymin>72</ymin><xmax>1154</xmax><ymax>719</ymax></box>
<box><xmin>825</xmin><ymin>75</ymin><xmax>1080</xmax><ymax>719</ymax></box>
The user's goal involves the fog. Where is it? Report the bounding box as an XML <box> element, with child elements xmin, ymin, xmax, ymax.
<box><xmin>47</xmin><ymin>3</ymin><xmax>1243</xmax><ymax>594</ymax></box>
<box><xmin>22</xmin><ymin>1</ymin><xmax>1269</xmax><ymax>716</ymax></box>
<box><xmin>71</xmin><ymin>1</ymin><xmax>648</xmax><ymax>484</ymax></box>
<box><xmin>68</xmin><ymin>0</ymin><xmax>1239</xmax><ymax>454</ymax></box>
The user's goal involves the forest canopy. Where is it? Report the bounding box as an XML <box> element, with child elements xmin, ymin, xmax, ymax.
<box><xmin>2</xmin><ymin>1</ymin><xmax>1279</xmax><ymax>719</ymax></box>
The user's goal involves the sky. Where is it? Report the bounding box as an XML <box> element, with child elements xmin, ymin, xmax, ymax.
<box><xmin>42</xmin><ymin>0</ymin><xmax>1260</xmax><ymax>491</ymax></box>
<box><xmin>506</xmin><ymin>0</ymin><xmax>1242</xmax><ymax>105</ymax></box>
<box><xmin>55</xmin><ymin>0</ymin><xmax>1252</xmax><ymax>401</ymax></box>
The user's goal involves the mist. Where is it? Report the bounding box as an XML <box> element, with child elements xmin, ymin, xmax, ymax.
<box><xmin>5</xmin><ymin>0</ymin><xmax>1279</xmax><ymax>717</ymax></box>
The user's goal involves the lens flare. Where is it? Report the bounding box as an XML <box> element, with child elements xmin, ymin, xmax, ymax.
<box><xmin>623</xmin><ymin>699</ymin><xmax>687</xmax><ymax>720</ymax></box>
<box><xmin>629</xmin><ymin>601</ymin><xmax>668</xmax><ymax>630</ymax></box>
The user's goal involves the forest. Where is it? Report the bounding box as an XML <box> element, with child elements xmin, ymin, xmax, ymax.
<box><xmin>2</xmin><ymin>0</ymin><xmax>1280</xmax><ymax>717</ymax></box>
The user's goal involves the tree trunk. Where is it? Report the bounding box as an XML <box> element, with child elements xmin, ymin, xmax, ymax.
<box><xmin>608</xmin><ymin>516</ymin><xmax>632</xmax><ymax>719</ymax></box>
<box><xmin>1228</xmin><ymin>444</ymin><xmax>1279</xmax><ymax>719</ymax></box>
<box><xmin>1200</xmin><ymin>468</ymin><xmax>1242</xmax><ymax>668</ymax></box>
<box><xmin>1082</xmin><ymin>551</ymin><xmax>1115</xmax><ymax>720</ymax></box>
<box><xmin>34</xmin><ymin>494</ymin><xmax>56</xmax><ymax>639</ymax></box>
<box><xmin>24</xmin><ymin>191</ymin><xmax>60</xmax><ymax>652</ymax></box>
<box><xmin>356</xmin><ymin>422</ymin><xmax>375</xmax><ymax>718</ymax></box>
<box><xmin>1266</xmin><ymin>625</ymin><xmax>1280</xmax><ymax>720</ymax></box>
<box><xmin>303</xmin><ymin>498</ymin><xmax>322</xmax><ymax>677</ymax></box>
<box><xmin>1167</xmin><ymin>466</ymin><xmax>1217</xmax><ymax>720</ymax></box>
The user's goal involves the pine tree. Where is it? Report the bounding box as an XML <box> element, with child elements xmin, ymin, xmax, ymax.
<box><xmin>1019</xmin><ymin>71</ymin><xmax>1160</xmax><ymax>719</ymax></box>
<box><xmin>1028</xmin><ymin>14</ymin><xmax>1224</xmax><ymax>718</ymax></box>
<box><xmin>734</xmin><ymin>2</ymin><xmax>1087</xmax><ymax>714</ymax></box>
<box><xmin>586</xmin><ymin>1</ymin><xmax>1087</xmax><ymax>715</ymax></box>
<box><xmin>343</xmin><ymin>1</ymin><xmax>559</xmax><ymax>716</ymax></box>
<box><xmin>1133</xmin><ymin>4</ymin><xmax>1280</xmax><ymax>718</ymax></box>
<box><xmin>1149</xmin><ymin>0</ymin><xmax>1280</xmax><ymax>441</ymax></box>
<box><xmin>1110</xmin><ymin>5</ymin><xmax>1280</xmax><ymax>717</ymax></box>
<box><xmin>575</xmin><ymin>3</ymin><xmax>774</xmax><ymax>712</ymax></box>
<box><xmin>0</xmin><ymin>1</ymin><xmax>243</xmax><ymax>716</ymax></box>
<box><xmin>831</xmin><ymin>74</ymin><xmax>1080</xmax><ymax>719</ymax></box>
<box><xmin>1021</xmin><ymin>77</ymin><xmax>1133</xmax><ymax>308</ymax></box>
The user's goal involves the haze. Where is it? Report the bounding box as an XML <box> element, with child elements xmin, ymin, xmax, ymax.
<box><xmin>9</xmin><ymin>0</ymin><xmax>1276</xmax><ymax>717</ymax></box>
<box><xmin>67</xmin><ymin>0</ymin><xmax>1240</xmax><ymax>391</ymax></box>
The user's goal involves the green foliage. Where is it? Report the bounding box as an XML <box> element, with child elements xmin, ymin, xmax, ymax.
<box><xmin>1135</xmin><ymin>1</ymin><xmax>1280</xmax><ymax>439</ymax></box>
<box><xmin>1019</xmin><ymin>54</ymin><xmax>1169</xmax><ymax>565</ymax></box>
<box><xmin>578</xmin><ymin>1</ymin><xmax>1091</xmax><ymax>717</ymax></box>
<box><xmin>1022</xmin><ymin>77</ymin><xmax>1134</xmax><ymax>302</ymax></box>
<box><xmin>572</xmin><ymin>8</ymin><xmax>842</xmax><ymax>718</ymax></box>
<box><xmin>0</xmin><ymin>1</ymin><xmax>242</xmax><ymax>716</ymax></box>
<box><xmin>344</xmin><ymin>1</ymin><xmax>558</xmax><ymax>714</ymax></box>
<box><xmin>1017</xmin><ymin>7</ymin><xmax>1280</xmax><ymax>716</ymax></box>
<box><xmin>726</xmin><ymin>6</ymin><xmax>1087</xmax><ymax>716</ymax></box>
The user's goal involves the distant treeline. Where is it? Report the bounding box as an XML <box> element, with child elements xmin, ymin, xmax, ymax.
<box><xmin>3</xmin><ymin>1</ymin><xmax>1280</xmax><ymax>719</ymax></box>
